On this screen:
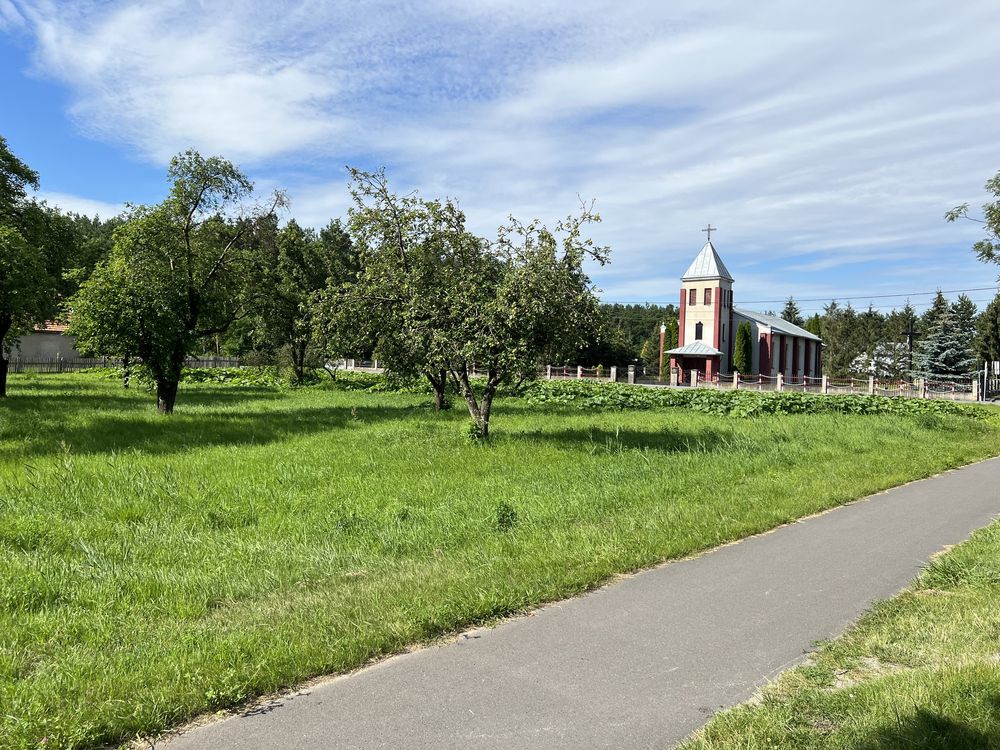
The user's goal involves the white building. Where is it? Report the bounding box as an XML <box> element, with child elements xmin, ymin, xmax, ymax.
<box><xmin>13</xmin><ymin>323</ymin><xmax>82</xmax><ymax>360</ymax></box>
<box><xmin>667</xmin><ymin>239</ymin><xmax>821</xmax><ymax>380</ymax></box>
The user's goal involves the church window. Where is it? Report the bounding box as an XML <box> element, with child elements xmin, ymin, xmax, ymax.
<box><xmin>695</xmin><ymin>322</ymin><xmax>703</xmax><ymax>340</ymax></box>
<box><xmin>689</xmin><ymin>288</ymin><xmax>696</xmax><ymax>306</ymax></box>
<box><xmin>704</xmin><ymin>288</ymin><xmax>712</xmax><ymax>305</ymax></box>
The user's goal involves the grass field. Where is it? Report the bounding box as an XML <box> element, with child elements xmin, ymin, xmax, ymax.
<box><xmin>1</xmin><ymin>374</ymin><xmax>998</xmax><ymax>749</ymax></box>
<box><xmin>681</xmin><ymin>518</ymin><xmax>1000</xmax><ymax>750</ymax></box>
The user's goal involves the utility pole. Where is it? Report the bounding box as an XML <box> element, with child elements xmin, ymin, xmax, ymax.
<box><xmin>658</xmin><ymin>323</ymin><xmax>666</xmax><ymax>382</ymax></box>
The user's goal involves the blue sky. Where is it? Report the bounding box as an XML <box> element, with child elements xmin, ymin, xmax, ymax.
<box><xmin>2</xmin><ymin>0</ymin><xmax>999</xmax><ymax>316</ymax></box>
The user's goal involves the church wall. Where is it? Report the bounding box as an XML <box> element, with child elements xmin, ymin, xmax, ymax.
<box><xmin>680</xmin><ymin>280</ymin><xmax>728</xmax><ymax>351</ymax></box>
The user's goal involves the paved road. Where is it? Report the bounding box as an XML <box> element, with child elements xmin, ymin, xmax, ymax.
<box><xmin>165</xmin><ymin>458</ymin><xmax>1000</xmax><ymax>750</ymax></box>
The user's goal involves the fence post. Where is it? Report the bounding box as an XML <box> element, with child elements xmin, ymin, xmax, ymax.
<box><xmin>868</xmin><ymin>376</ymin><xmax>875</xmax><ymax>396</ymax></box>
<box><xmin>917</xmin><ymin>377</ymin><xmax>927</xmax><ymax>399</ymax></box>
<box><xmin>821</xmin><ymin>374</ymin><xmax>829</xmax><ymax>394</ymax></box>
<box><xmin>627</xmin><ymin>365</ymin><xmax>635</xmax><ymax>384</ymax></box>
<box><xmin>734</xmin><ymin>371</ymin><xmax>740</xmax><ymax>390</ymax></box>
<box><xmin>670</xmin><ymin>367</ymin><xmax>678</xmax><ymax>387</ymax></box>
<box><xmin>690</xmin><ymin>370</ymin><xmax>698</xmax><ymax>388</ymax></box>
<box><xmin>546</xmin><ymin>365</ymin><xmax>552</xmax><ymax>380</ymax></box>
<box><xmin>777</xmin><ymin>373</ymin><xmax>784</xmax><ymax>391</ymax></box>
<box><xmin>972</xmin><ymin>376</ymin><xmax>980</xmax><ymax>402</ymax></box>
<box><xmin>609</xmin><ymin>366</ymin><xmax>617</xmax><ymax>382</ymax></box>
<box><xmin>577</xmin><ymin>365</ymin><xmax>583</xmax><ymax>379</ymax></box>
<box><xmin>373</xmin><ymin>359</ymin><xmax>378</xmax><ymax>370</ymax></box>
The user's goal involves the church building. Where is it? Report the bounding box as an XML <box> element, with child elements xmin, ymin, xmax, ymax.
<box><xmin>667</xmin><ymin>235</ymin><xmax>822</xmax><ymax>381</ymax></box>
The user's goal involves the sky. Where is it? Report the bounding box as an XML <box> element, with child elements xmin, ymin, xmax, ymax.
<box><xmin>2</xmin><ymin>0</ymin><xmax>999</xmax><ymax>315</ymax></box>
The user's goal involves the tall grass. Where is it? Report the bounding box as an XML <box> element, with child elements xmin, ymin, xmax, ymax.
<box><xmin>1</xmin><ymin>374</ymin><xmax>998</xmax><ymax>749</ymax></box>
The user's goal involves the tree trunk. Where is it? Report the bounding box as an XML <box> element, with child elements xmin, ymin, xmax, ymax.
<box><xmin>156</xmin><ymin>378</ymin><xmax>179</xmax><ymax>414</ymax></box>
<box><xmin>293</xmin><ymin>341</ymin><xmax>307</xmax><ymax>383</ymax></box>
<box><xmin>426</xmin><ymin>369</ymin><xmax>448</xmax><ymax>410</ymax></box>
<box><xmin>0</xmin><ymin>316</ymin><xmax>10</xmax><ymax>398</ymax></box>
<box><xmin>453</xmin><ymin>366</ymin><xmax>499</xmax><ymax>439</ymax></box>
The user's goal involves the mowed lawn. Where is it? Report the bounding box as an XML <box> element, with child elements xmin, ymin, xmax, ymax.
<box><xmin>1</xmin><ymin>375</ymin><xmax>998</xmax><ymax>749</ymax></box>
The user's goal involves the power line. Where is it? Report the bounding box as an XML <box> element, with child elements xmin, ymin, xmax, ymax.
<box><xmin>737</xmin><ymin>286</ymin><xmax>999</xmax><ymax>305</ymax></box>
<box><xmin>600</xmin><ymin>285</ymin><xmax>999</xmax><ymax>308</ymax></box>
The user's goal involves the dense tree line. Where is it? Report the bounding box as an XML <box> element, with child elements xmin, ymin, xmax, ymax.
<box><xmin>0</xmin><ymin>136</ymin><xmax>119</xmax><ymax>397</ymax></box>
<box><xmin>795</xmin><ymin>290</ymin><xmax>995</xmax><ymax>380</ymax></box>
<box><xmin>5</xmin><ymin>133</ymin><xmax>1000</xmax><ymax>405</ymax></box>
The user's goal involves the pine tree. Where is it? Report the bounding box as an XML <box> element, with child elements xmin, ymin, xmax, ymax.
<box><xmin>780</xmin><ymin>297</ymin><xmax>804</xmax><ymax>326</ymax></box>
<box><xmin>911</xmin><ymin>309</ymin><xmax>977</xmax><ymax>381</ymax></box>
<box><xmin>733</xmin><ymin>321</ymin><xmax>752</xmax><ymax>374</ymax></box>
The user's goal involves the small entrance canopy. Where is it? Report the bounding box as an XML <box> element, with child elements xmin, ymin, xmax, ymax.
<box><xmin>668</xmin><ymin>340</ymin><xmax>723</xmax><ymax>381</ymax></box>
<box><xmin>666</xmin><ymin>341</ymin><xmax>722</xmax><ymax>357</ymax></box>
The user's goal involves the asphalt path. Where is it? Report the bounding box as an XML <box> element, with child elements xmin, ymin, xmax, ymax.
<box><xmin>164</xmin><ymin>457</ymin><xmax>1000</xmax><ymax>749</ymax></box>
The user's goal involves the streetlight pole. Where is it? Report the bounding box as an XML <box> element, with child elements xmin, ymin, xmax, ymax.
<box><xmin>659</xmin><ymin>323</ymin><xmax>666</xmax><ymax>382</ymax></box>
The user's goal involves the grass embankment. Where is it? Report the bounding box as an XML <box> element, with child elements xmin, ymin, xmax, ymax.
<box><xmin>0</xmin><ymin>374</ymin><xmax>998</xmax><ymax>748</ymax></box>
<box><xmin>682</xmin><ymin>519</ymin><xmax>1000</xmax><ymax>750</ymax></box>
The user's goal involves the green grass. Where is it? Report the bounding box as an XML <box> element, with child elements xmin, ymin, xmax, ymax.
<box><xmin>680</xmin><ymin>519</ymin><xmax>1000</xmax><ymax>750</ymax></box>
<box><xmin>1</xmin><ymin>374</ymin><xmax>998</xmax><ymax>749</ymax></box>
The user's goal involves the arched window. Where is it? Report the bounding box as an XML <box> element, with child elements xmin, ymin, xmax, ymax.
<box><xmin>695</xmin><ymin>322</ymin><xmax>704</xmax><ymax>340</ymax></box>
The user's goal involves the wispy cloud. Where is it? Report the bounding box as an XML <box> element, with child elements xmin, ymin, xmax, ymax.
<box><xmin>36</xmin><ymin>190</ymin><xmax>124</xmax><ymax>219</ymax></box>
<box><xmin>5</xmin><ymin>0</ymin><xmax>1000</xmax><ymax>310</ymax></box>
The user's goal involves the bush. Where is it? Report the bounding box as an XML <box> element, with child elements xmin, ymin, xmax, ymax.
<box><xmin>521</xmin><ymin>379</ymin><xmax>992</xmax><ymax>420</ymax></box>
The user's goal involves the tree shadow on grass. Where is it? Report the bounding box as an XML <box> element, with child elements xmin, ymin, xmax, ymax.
<box><xmin>2</xmin><ymin>398</ymin><xmax>422</xmax><ymax>459</ymax></box>
<box><xmin>854</xmin><ymin>702</ymin><xmax>1000</xmax><ymax>750</ymax></box>
<box><xmin>510</xmin><ymin>426</ymin><xmax>760</xmax><ymax>455</ymax></box>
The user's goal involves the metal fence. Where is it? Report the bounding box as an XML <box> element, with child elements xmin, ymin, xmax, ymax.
<box><xmin>7</xmin><ymin>356</ymin><xmax>245</xmax><ymax>373</ymax></box>
<box><xmin>541</xmin><ymin>365</ymin><xmax>984</xmax><ymax>402</ymax></box>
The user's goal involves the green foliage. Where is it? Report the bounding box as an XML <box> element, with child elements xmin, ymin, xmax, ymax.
<box><xmin>495</xmin><ymin>501</ymin><xmax>519</xmax><ymax>531</ymax></box>
<box><xmin>921</xmin><ymin>290</ymin><xmax>950</xmax><ymax>332</ymax></box>
<box><xmin>251</xmin><ymin>218</ymin><xmax>358</xmax><ymax>382</ymax></box>
<box><xmin>0</xmin><ymin>134</ymin><xmax>38</xmax><ymax>223</ymax></box>
<box><xmin>912</xmin><ymin>309</ymin><xmax>977</xmax><ymax>380</ymax></box>
<box><xmin>733</xmin><ymin>321</ymin><xmax>752</xmax><ymax>374</ymax></box>
<box><xmin>780</xmin><ymin>297</ymin><xmax>804</xmax><ymax>326</ymax></box>
<box><xmin>522</xmin><ymin>378</ymin><xmax>989</xmax><ymax>420</ymax></box>
<box><xmin>946</xmin><ymin>169</ymin><xmax>1000</xmax><ymax>266</ymax></box>
<box><xmin>977</xmin><ymin>293</ymin><xmax>1000</xmax><ymax>363</ymax></box>
<box><xmin>0</xmin><ymin>226</ymin><xmax>50</xmax><ymax>346</ymax></box>
<box><xmin>319</xmin><ymin>169</ymin><xmax>608</xmax><ymax>436</ymax></box>
<box><xmin>70</xmin><ymin>150</ymin><xmax>284</xmax><ymax>412</ymax></box>
<box><xmin>581</xmin><ymin>304</ymin><xmax>678</xmax><ymax>366</ymax></box>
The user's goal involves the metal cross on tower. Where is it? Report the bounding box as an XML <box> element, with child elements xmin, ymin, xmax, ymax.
<box><xmin>702</xmin><ymin>224</ymin><xmax>717</xmax><ymax>242</ymax></box>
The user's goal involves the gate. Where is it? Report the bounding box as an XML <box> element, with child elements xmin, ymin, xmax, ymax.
<box><xmin>985</xmin><ymin>362</ymin><xmax>1000</xmax><ymax>401</ymax></box>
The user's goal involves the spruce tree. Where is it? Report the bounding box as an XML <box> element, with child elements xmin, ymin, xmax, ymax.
<box><xmin>951</xmin><ymin>294</ymin><xmax>979</xmax><ymax>349</ymax></box>
<box><xmin>780</xmin><ymin>297</ymin><xmax>804</xmax><ymax>326</ymax></box>
<box><xmin>911</xmin><ymin>309</ymin><xmax>976</xmax><ymax>381</ymax></box>
<box><xmin>733</xmin><ymin>321</ymin><xmax>752</xmax><ymax>374</ymax></box>
<box><xmin>977</xmin><ymin>293</ymin><xmax>1000</xmax><ymax>364</ymax></box>
<box><xmin>921</xmin><ymin>290</ymin><xmax>949</xmax><ymax>333</ymax></box>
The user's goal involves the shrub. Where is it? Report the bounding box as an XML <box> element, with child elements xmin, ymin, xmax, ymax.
<box><xmin>521</xmin><ymin>379</ymin><xmax>991</xmax><ymax>420</ymax></box>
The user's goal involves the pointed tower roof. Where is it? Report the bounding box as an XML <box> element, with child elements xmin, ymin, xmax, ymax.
<box><xmin>681</xmin><ymin>241</ymin><xmax>734</xmax><ymax>282</ymax></box>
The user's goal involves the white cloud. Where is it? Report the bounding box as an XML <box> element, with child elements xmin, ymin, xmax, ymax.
<box><xmin>5</xmin><ymin>0</ymin><xmax>1000</xmax><ymax>305</ymax></box>
<box><xmin>35</xmin><ymin>190</ymin><xmax>124</xmax><ymax>219</ymax></box>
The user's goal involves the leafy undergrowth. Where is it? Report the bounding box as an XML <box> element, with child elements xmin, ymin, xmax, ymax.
<box><xmin>523</xmin><ymin>378</ymin><xmax>993</xmax><ymax>419</ymax></box>
<box><xmin>681</xmin><ymin>521</ymin><xmax>1000</xmax><ymax>750</ymax></box>
<box><xmin>1</xmin><ymin>374</ymin><xmax>998</xmax><ymax>748</ymax></box>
